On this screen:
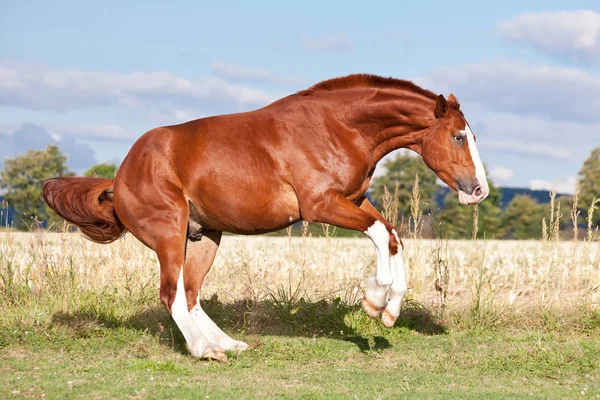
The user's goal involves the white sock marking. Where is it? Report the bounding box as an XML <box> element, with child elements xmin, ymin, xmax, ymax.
<box><xmin>190</xmin><ymin>298</ymin><xmax>248</xmax><ymax>351</ymax></box>
<box><xmin>172</xmin><ymin>268</ymin><xmax>212</xmax><ymax>357</ymax></box>
<box><xmin>364</xmin><ymin>275</ymin><xmax>389</xmax><ymax>308</ymax></box>
<box><xmin>460</xmin><ymin>124</ymin><xmax>489</xmax><ymax>197</ymax></box>
<box><xmin>386</xmin><ymin>229</ymin><xmax>407</xmax><ymax>317</ymax></box>
<box><xmin>391</xmin><ymin>228</ymin><xmax>400</xmax><ymax>247</ymax></box>
<box><xmin>364</xmin><ymin>221</ymin><xmax>392</xmax><ymax>287</ymax></box>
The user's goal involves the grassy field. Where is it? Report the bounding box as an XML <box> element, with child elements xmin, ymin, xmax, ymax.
<box><xmin>1</xmin><ymin>229</ymin><xmax>600</xmax><ymax>398</ymax></box>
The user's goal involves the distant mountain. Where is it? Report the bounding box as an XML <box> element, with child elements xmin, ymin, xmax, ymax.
<box><xmin>0</xmin><ymin>123</ymin><xmax>97</xmax><ymax>171</ymax></box>
<box><xmin>435</xmin><ymin>187</ymin><xmax>570</xmax><ymax>209</ymax></box>
<box><xmin>497</xmin><ymin>188</ymin><xmax>571</xmax><ymax>208</ymax></box>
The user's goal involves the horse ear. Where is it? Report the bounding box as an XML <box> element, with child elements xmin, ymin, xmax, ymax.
<box><xmin>434</xmin><ymin>94</ymin><xmax>448</xmax><ymax>118</ymax></box>
<box><xmin>448</xmin><ymin>93</ymin><xmax>459</xmax><ymax>105</ymax></box>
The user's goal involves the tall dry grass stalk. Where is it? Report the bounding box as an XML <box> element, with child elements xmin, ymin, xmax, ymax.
<box><xmin>571</xmin><ymin>185</ymin><xmax>580</xmax><ymax>242</ymax></box>
<box><xmin>472</xmin><ymin>205</ymin><xmax>479</xmax><ymax>241</ymax></box>
<box><xmin>409</xmin><ymin>174</ymin><xmax>423</xmax><ymax>240</ymax></box>
<box><xmin>432</xmin><ymin>238</ymin><xmax>450</xmax><ymax>317</ymax></box>
<box><xmin>587</xmin><ymin>197</ymin><xmax>600</xmax><ymax>243</ymax></box>
<box><xmin>550</xmin><ymin>191</ymin><xmax>561</xmax><ymax>242</ymax></box>
<box><xmin>570</xmin><ymin>185</ymin><xmax>581</xmax><ymax>275</ymax></box>
<box><xmin>382</xmin><ymin>184</ymin><xmax>399</xmax><ymax>228</ymax></box>
<box><xmin>586</xmin><ymin>197</ymin><xmax>600</xmax><ymax>270</ymax></box>
<box><xmin>466</xmin><ymin>203</ymin><xmax>497</xmax><ymax>328</ymax></box>
<box><xmin>320</xmin><ymin>223</ymin><xmax>337</xmax><ymax>240</ymax></box>
<box><xmin>404</xmin><ymin>175</ymin><xmax>427</xmax><ymax>294</ymax></box>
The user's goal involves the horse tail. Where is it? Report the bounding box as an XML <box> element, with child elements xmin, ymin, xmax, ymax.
<box><xmin>42</xmin><ymin>177</ymin><xmax>126</xmax><ymax>244</ymax></box>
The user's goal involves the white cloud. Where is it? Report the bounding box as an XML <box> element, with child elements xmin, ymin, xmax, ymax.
<box><xmin>459</xmin><ymin>105</ymin><xmax>600</xmax><ymax>164</ymax></box>
<box><xmin>302</xmin><ymin>34</ymin><xmax>351</xmax><ymax>51</ymax></box>
<box><xmin>166</xmin><ymin>109</ymin><xmax>200</xmax><ymax>124</ymax></box>
<box><xmin>469</xmin><ymin>106</ymin><xmax>599</xmax><ymax>142</ymax></box>
<box><xmin>489</xmin><ymin>166</ymin><xmax>514</xmax><ymax>182</ymax></box>
<box><xmin>418</xmin><ymin>61</ymin><xmax>600</xmax><ymax>123</ymax></box>
<box><xmin>481</xmin><ymin>139</ymin><xmax>572</xmax><ymax>161</ymax></box>
<box><xmin>529</xmin><ymin>176</ymin><xmax>577</xmax><ymax>194</ymax></box>
<box><xmin>0</xmin><ymin>60</ymin><xmax>275</xmax><ymax>113</ymax></box>
<box><xmin>498</xmin><ymin>10</ymin><xmax>600</xmax><ymax>63</ymax></box>
<box><xmin>417</xmin><ymin>61</ymin><xmax>600</xmax><ymax>162</ymax></box>
<box><xmin>52</xmin><ymin>125</ymin><xmax>138</xmax><ymax>142</ymax></box>
<box><xmin>212</xmin><ymin>61</ymin><xmax>300</xmax><ymax>84</ymax></box>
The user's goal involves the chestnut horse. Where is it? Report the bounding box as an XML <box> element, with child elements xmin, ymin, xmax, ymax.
<box><xmin>43</xmin><ymin>74</ymin><xmax>488</xmax><ymax>361</ymax></box>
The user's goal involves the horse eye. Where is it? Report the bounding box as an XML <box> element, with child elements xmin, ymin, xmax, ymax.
<box><xmin>454</xmin><ymin>135</ymin><xmax>464</xmax><ymax>143</ymax></box>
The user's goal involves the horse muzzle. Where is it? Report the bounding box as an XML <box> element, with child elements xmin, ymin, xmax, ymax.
<box><xmin>457</xmin><ymin>182</ymin><xmax>489</xmax><ymax>205</ymax></box>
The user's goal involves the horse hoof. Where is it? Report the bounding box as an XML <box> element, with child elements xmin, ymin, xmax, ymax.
<box><xmin>232</xmin><ymin>341</ymin><xmax>249</xmax><ymax>352</ymax></box>
<box><xmin>362</xmin><ymin>297</ymin><xmax>383</xmax><ymax>318</ymax></box>
<box><xmin>223</xmin><ymin>340</ymin><xmax>249</xmax><ymax>352</ymax></box>
<box><xmin>203</xmin><ymin>347</ymin><xmax>228</xmax><ymax>362</ymax></box>
<box><xmin>381</xmin><ymin>309</ymin><xmax>398</xmax><ymax>328</ymax></box>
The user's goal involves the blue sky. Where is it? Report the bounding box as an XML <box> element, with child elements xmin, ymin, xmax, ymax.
<box><xmin>1</xmin><ymin>1</ymin><xmax>599</xmax><ymax>193</ymax></box>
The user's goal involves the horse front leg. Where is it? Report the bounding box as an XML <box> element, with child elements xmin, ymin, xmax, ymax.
<box><xmin>300</xmin><ymin>191</ymin><xmax>394</xmax><ymax>319</ymax></box>
<box><xmin>360</xmin><ymin>219</ymin><xmax>393</xmax><ymax>319</ymax></box>
<box><xmin>381</xmin><ymin>229</ymin><xmax>407</xmax><ymax>327</ymax></box>
<box><xmin>357</xmin><ymin>198</ymin><xmax>406</xmax><ymax>325</ymax></box>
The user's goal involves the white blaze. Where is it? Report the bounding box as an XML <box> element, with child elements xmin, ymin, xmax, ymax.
<box><xmin>460</xmin><ymin>124</ymin><xmax>489</xmax><ymax>200</ymax></box>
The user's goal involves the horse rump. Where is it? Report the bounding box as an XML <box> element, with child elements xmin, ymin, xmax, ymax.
<box><xmin>42</xmin><ymin>177</ymin><xmax>126</xmax><ymax>244</ymax></box>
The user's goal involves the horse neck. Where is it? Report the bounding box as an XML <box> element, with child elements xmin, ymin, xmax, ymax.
<box><xmin>316</xmin><ymin>87</ymin><xmax>436</xmax><ymax>164</ymax></box>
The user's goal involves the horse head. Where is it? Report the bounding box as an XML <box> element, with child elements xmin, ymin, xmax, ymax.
<box><xmin>420</xmin><ymin>94</ymin><xmax>489</xmax><ymax>205</ymax></box>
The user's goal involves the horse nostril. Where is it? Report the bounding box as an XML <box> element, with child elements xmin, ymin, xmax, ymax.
<box><xmin>473</xmin><ymin>186</ymin><xmax>484</xmax><ymax>197</ymax></box>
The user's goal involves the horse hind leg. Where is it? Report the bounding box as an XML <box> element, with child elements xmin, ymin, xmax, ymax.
<box><xmin>115</xmin><ymin>184</ymin><xmax>227</xmax><ymax>361</ymax></box>
<box><xmin>154</xmin><ymin>237</ymin><xmax>227</xmax><ymax>360</ymax></box>
<box><xmin>183</xmin><ymin>230</ymin><xmax>248</xmax><ymax>352</ymax></box>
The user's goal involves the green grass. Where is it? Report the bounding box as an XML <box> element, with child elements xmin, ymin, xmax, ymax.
<box><xmin>1</xmin><ymin>291</ymin><xmax>599</xmax><ymax>399</ymax></box>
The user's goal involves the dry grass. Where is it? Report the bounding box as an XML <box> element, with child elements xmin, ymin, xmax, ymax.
<box><xmin>1</xmin><ymin>188</ymin><xmax>600</xmax><ymax>398</ymax></box>
<box><xmin>1</xmin><ymin>178</ymin><xmax>600</xmax><ymax>332</ymax></box>
<box><xmin>1</xmin><ymin>227</ymin><xmax>599</xmax><ymax>331</ymax></box>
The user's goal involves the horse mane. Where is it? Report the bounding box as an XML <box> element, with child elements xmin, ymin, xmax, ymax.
<box><xmin>298</xmin><ymin>74</ymin><xmax>437</xmax><ymax>99</ymax></box>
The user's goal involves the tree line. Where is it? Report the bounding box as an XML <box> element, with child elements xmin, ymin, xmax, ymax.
<box><xmin>370</xmin><ymin>149</ymin><xmax>600</xmax><ymax>239</ymax></box>
<box><xmin>0</xmin><ymin>145</ymin><xmax>599</xmax><ymax>239</ymax></box>
<box><xmin>0</xmin><ymin>146</ymin><xmax>117</xmax><ymax>230</ymax></box>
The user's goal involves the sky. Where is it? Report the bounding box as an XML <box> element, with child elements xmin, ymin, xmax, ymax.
<box><xmin>1</xmin><ymin>1</ymin><xmax>599</xmax><ymax>193</ymax></box>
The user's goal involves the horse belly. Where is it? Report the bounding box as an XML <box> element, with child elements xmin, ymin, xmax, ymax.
<box><xmin>188</xmin><ymin>183</ymin><xmax>301</xmax><ymax>235</ymax></box>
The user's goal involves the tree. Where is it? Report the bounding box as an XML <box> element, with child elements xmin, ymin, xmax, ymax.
<box><xmin>578</xmin><ymin>147</ymin><xmax>600</xmax><ymax>227</ymax></box>
<box><xmin>438</xmin><ymin>179</ymin><xmax>504</xmax><ymax>239</ymax></box>
<box><xmin>436</xmin><ymin>191</ymin><xmax>472</xmax><ymax>238</ymax></box>
<box><xmin>501</xmin><ymin>195</ymin><xmax>545</xmax><ymax>239</ymax></box>
<box><xmin>370</xmin><ymin>151</ymin><xmax>439</xmax><ymax>220</ymax></box>
<box><xmin>0</xmin><ymin>146</ymin><xmax>73</xmax><ymax>229</ymax></box>
<box><xmin>84</xmin><ymin>163</ymin><xmax>118</xmax><ymax>179</ymax></box>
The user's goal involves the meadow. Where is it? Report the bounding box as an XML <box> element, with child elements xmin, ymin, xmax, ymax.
<box><xmin>1</xmin><ymin>211</ymin><xmax>600</xmax><ymax>399</ymax></box>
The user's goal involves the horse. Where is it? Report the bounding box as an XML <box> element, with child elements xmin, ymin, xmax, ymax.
<box><xmin>43</xmin><ymin>74</ymin><xmax>489</xmax><ymax>361</ymax></box>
